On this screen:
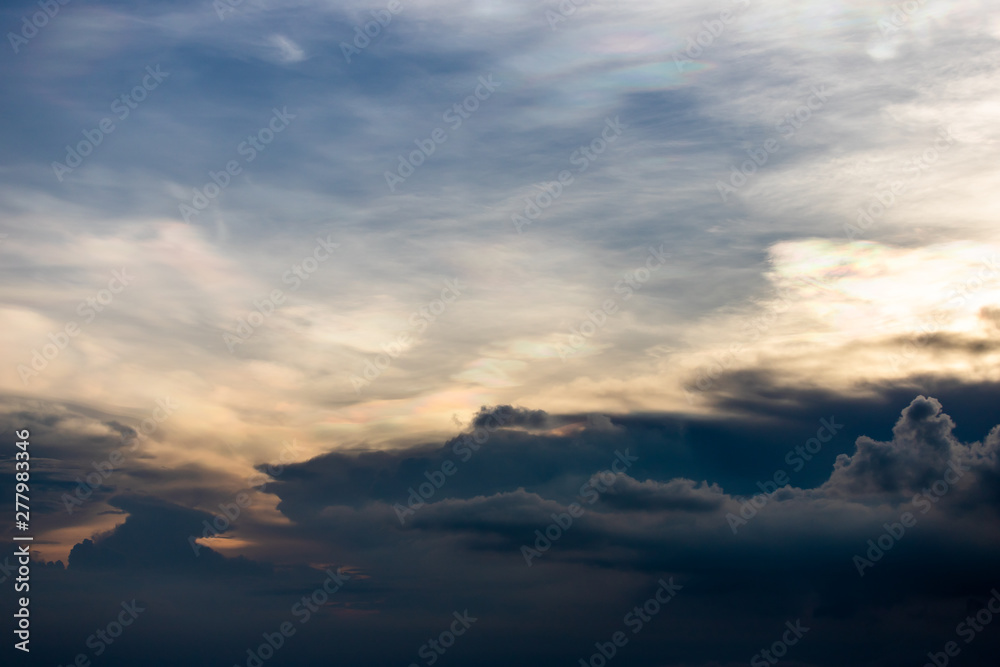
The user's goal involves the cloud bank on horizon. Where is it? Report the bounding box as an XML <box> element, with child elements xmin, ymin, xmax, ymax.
<box><xmin>5</xmin><ymin>393</ymin><xmax>1000</xmax><ymax>666</ymax></box>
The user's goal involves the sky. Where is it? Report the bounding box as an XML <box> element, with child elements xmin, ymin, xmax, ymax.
<box><xmin>1</xmin><ymin>0</ymin><xmax>1000</xmax><ymax>665</ymax></box>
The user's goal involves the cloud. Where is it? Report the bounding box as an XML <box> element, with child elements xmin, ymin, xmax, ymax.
<box><xmin>823</xmin><ymin>396</ymin><xmax>963</xmax><ymax>497</ymax></box>
<box><xmin>67</xmin><ymin>493</ymin><xmax>269</xmax><ymax>575</ymax></box>
<box><xmin>268</xmin><ymin>34</ymin><xmax>306</xmax><ymax>63</ymax></box>
<box><xmin>596</xmin><ymin>476</ymin><xmax>725</xmax><ymax>512</ymax></box>
<box><xmin>13</xmin><ymin>388</ymin><xmax>1000</xmax><ymax>666</ymax></box>
<box><xmin>469</xmin><ymin>404</ymin><xmax>551</xmax><ymax>430</ymax></box>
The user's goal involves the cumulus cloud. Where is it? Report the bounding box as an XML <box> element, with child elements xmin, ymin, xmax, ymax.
<box><xmin>824</xmin><ymin>396</ymin><xmax>965</xmax><ymax>497</ymax></box>
<box><xmin>596</xmin><ymin>476</ymin><xmax>725</xmax><ymax>512</ymax></box>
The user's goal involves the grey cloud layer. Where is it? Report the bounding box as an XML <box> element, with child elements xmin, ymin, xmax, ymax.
<box><xmin>9</xmin><ymin>387</ymin><xmax>1000</xmax><ymax>666</ymax></box>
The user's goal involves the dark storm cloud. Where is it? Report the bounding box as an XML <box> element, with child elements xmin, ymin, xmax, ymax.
<box><xmin>885</xmin><ymin>332</ymin><xmax>1000</xmax><ymax>355</ymax></box>
<box><xmin>468</xmin><ymin>404</ymin><xmax>551</xmax><ymax>430</ymax></box>
<box><xmin>67</xmin><ymin>493</ymin><xmax>268</xmax><ymax>575</ymax></box>
<box><xmin>264</xmin><ymin>397</ymin><xmax>1000</xmax><ymax>580</ymax></box>
<box><xmin>261</xmin><ymin>406</ymin><xmax>637</xmax><ymax>518</ymax></box>
<box><xmin>0</xmin><ymin>395</ymin><xmax>260</xmax><ymax>568</ymax></box>
<box><xmin>13</xmin><ymin>386</ymin><xmax>1000</xmax><ymax>667</ymax></box>
<box><xmin>596</xmin><ymin>475</ymin><xmax>725</xmax><ymax>512</ymax></box>
<box><xmin>822</xmin><ymin>395</ymin><xmax>964</xmax><ymax>497</ymax></box>
<box><xmin>0</xmin><ymin>398</ymin><xmax>145</xmax><ymax>517</ymax></box>
<box><xmin>255</xmin><ymin>392</ymin><xmax>1000</xmax><ymax>583</ymax></box>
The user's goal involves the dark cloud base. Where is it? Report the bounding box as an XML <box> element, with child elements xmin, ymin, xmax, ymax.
<box><xmin>3</xmin><ymin>379</ymin><xmax>1000</xmax><ymax>666</ymax></box>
